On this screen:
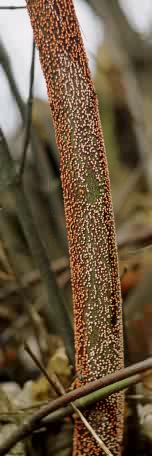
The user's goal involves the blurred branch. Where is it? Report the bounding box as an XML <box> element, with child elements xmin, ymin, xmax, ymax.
<box><xmin>89</xmin><ymin>0</ymin><xmax>152</xmax><ymax>190</ymax></box>
<box><xmin>114</xmin><ymin>165</ymin><xmax>142</xmax><ymax>217</ymax></box>
<box><xmin>88</xmin><ymin>0</ymin><xmax>152</xmax><ymax>64</ymax></box>
<box><xmin>118</xmin><ymin>226</ymin><xmax>152</xmax><ymax>251</ymax></box>
<box><xmin>0</xmin><ymin>39</ymin><xmax>68</xmax><ymax>252</ymax></box>
<box><xmin>0</xmin><ymin>256</ymin><xmax>69</xmax><ymax>303</ymax></box>
<box><xmin>1</xmin><ymin>311</ymin><xmax>40</xmax><ymax>346</ymax></box>
<box><xmin>0</xmin><ymin>128</ymin><xmax>17</xmax><ymax>188</ymax></box>
<box><xmin>0</xmin><ymin>5</ymin><xmax>26</xmax><ymax>10</ymax></box>
<box><xmin>0</xmin><ymin>127</ymin><xmax>74</xmax><ymax>362</ymax></box>
<box><xmin>0</xmin><ymin>226</ymin><xmax>47</xmax><ymax>361</ymax></box>
<box><xmin>19</xmin><ymin>39</ymin><xmax>35</xmax><ymax>178</ymax></box>
<box><xmin>0</xmin><ymin>357</ymin><xmax>152</xmax><ymax>455</ymax></box>
<box><xmin>0</xmin><ymin>39</ymin><xmax>25</xmax><ymax>119</ymax></box>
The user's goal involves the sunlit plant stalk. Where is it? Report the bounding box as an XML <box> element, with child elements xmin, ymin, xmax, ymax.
<box><xmin>26</xmin><ymin>1</ymin><xmax>124</xmax><ymax>454</ymax></box>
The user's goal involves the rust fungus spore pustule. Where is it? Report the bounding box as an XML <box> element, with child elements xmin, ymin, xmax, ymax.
<box><xmin>26</xmin><ymin>0</ymin><xmax>124</xmax><ymax>454</ymax></box>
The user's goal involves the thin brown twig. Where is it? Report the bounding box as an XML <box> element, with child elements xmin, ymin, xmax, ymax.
<box><xmin>72</xmin><ymin>406</ymin><xmax>113</xmax><ymax>456</ymax></box>
<box><xmin>24</xmin><ymin>343</ymin><xmax>63</xmax><ymax>396</ymax></box>
<box><xmin>25</xmin><ymin>308</ymin><xmax>49</xmax><ymax>363</ymax></box>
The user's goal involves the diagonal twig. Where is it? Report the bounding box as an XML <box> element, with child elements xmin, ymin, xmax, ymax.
<box><xmin>24</xmin><ymin>343</ymin><xmax>63</xmax><ymax>397</ymax></box>
<box><xmin>73</xmin><ymin>405</ymin><xmax>113</xmax><ymax>456</ymax></box>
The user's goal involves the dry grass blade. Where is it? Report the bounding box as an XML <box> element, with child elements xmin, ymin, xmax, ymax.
<box><xmin>72</xmin><ymin>403</ymin><xmax>113</xmax><ymax>456</ymax></box>
<box><xmin>19</xmin><ymin>38</ymin><xmax>35</xmax><ymax>178</ymax></box>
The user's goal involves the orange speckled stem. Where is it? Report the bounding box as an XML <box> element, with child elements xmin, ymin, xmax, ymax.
<box><xmin>26</xmin><ymin>0</ymin><xmax>124</xmax><ymax>454</ymax></box>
